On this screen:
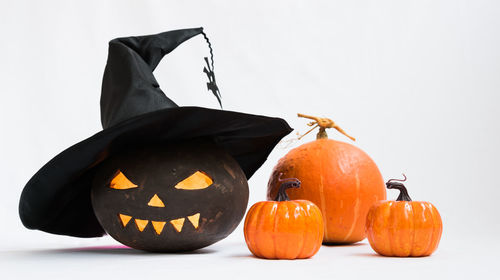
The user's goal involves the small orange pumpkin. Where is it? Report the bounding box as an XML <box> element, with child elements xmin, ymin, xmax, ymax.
<box><xmin>366</xmin><ymin>175</ymin><xmax>443</xmax><ymax>257</ymax></box>
<box><xmin>244</xmin><ymin>175</ymin><xmax>324</xmax><ymax>259</ymax></box>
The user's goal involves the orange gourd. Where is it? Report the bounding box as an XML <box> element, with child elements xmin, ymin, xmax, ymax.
<box><xmin>267</xmin><ymin>114</ymin><xmax>386</xmax><ymax>244</ymax></box>
<box><xmin>366</xmin><ymin>175</ymin><xmax>443</xmax><ymax>257</ymax></box>
<box><xmin>244</xmin><ymin>176</ymin><xmax>324</xmax><ymax>259</ymax></box>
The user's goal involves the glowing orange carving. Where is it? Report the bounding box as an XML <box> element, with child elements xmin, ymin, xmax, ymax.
<box><xmin>135</xmin><ymin>219</ymin><xmax>148</xmax><ymax>232</ymax></box>
<box><xmin>109</xmin><ymin>171</ymin><xmax>138</xmax><ymax>190</ymax></box>
<box><xmin>147</xmin><ymin>194</ymin><xmax>165</xmax><ymax>207</ymax></box>
<box><xmin>187</xmin><ymin>213</ymin><xmax>200</xmax><ymax>229</ymax></box>
<box><xmin>174</xmin><ymin>171</ymin><xmax>213</xmax><ymax>190</ymax></box>
<box><xmin>151</xmin><ymin>221</ymin><xmax>166</xmax><ymax>235</ymax></box>
<box><xmin>119</xmin><ymin>214</ymin><xmax>132</xmax><ymax>227</ymax></box>
<box><xmin>170</xmin><ymin>218</ymin><xmax>185</xmax><ymax>232</ymax></box>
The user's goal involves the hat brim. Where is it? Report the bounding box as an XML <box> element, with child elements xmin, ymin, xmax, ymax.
<box><xmin>19</xmin><ymin>107</ymin><xmax>292</xmax><ymax>237</ymax></box>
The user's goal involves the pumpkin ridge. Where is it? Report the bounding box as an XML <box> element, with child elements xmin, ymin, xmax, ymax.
<box><xmin>299</xmin><ymin>203</ymin><xmax>309</xmax><ymax>258</ymax></box>
<box><xmin>380</xmin><ymin>203</ymin><xmax>391</xmax><ymax>255</ymax></box>
<box><xmin>388</xmin><ymin>202</ymin><xmax>397</xmax><ymax>256</ymax></box>
<box><xmin>256</xmin><ymin>202</ymin><xmax>271</xmax><ymax>258</ymax></box>
<box><xmin>407</xmin><ymin>202</ymin><xmax>415</xmax><ymax>257</ymax></box>
<box><xmin>309</xmin><ymin>203</ymin><xmax>320</xmax><ymax>257</ymax></box>
<box><xmin>376</xmin><ymin>202</ymin><xmax>390</xmax><ymax>256</ymax></box>
<box><xmin>343</xmin><ymin>171</ymin><xmax>361</xmax><ymax>242</ymax></box>
<box><xmin>245</xmin><ymin>204</ymin><xmax>256</xmax><ymax>257</ymax></box>
<box><xmin>425</xmin><ymin>204</ymin><xmax>437</xmax><ymax>256</ymax></box>
<box><xmin>311</xmin><ymin>203</ymin><xmax>324</xmax><ymax>257</ymax></box>
<box><xmin>284</xmin><ymin>202</ymin><xmax>296</xmax><ymax>259</ymax></box>
<box><xmin>254</xmin><ymin>203</ymin><xmax>266</xmax><ymax>258</ymax></box>
<box><xmin>408</xmin><ymin>201</ymin><xmax>418</xmax><ymax>256</ymax></box>
<box><xmin>244</xmin><ymin>203</ymin><xmax>259</xmax><ymax>257</ymax></box>
<box><xmin>409</xmin><ymin>202</ymin><xmax>417</xmax><ymax>257</ymax></box>
<box><xmin>281</xmin><ymin>202</ymin><xmax>292</xmax><ymax>259</ymax></box>
<box><xmin>433</xmin><ymin>205</ymin><xmax>443</xmax><ymax>254</ymax></box>
<box><xmin>365</xmin><ymin>205</ymin><xmax>378</xmax><ymax>254</ymax></box>
<box><xmin>317</xmin><ymin>145</ymin><xmax>328</xmax><ymax>241</ymax></box>
<box><xmin>295</xmin><ymin>202</ymin><xmax>307</xmax><ymax>259</ymax></box>
<box><xmin>380</xmin><ymin>204</ymin><xmax>390</xmax><ymax>255</ymax></box>
<box><xmin>253</xmin><ymin>203</ymin><xmax>267</xmax><ymax>258</ymax></box>
<box><xmin>397</xmin><ymin>202</ymin><xmax>410</xmax><ymax>256</ymax></box>
<box><xmin>274</xmin><ymin>202</ymin><xmax>285</xmax><ymax>259</ymax></box>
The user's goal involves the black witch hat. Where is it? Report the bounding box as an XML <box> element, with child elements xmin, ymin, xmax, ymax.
<box><xmin>19</xmin><ymin>27</ymin><xmax>292</xmax><ymax>238</ymax></box>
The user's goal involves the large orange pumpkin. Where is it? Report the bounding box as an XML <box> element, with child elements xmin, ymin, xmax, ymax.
<box><xmin>244</xmin><ymin>176</ymin><xmax>324</xmax><ymax>259</ymax></box>
<box><xmin>366</xmin><ymin>175</ymin><xmax>443</xmax><ymax>257</ymax></box>
<box><xmin>267</xmin><ymin>114</ymin><xmax>386</xmax><ymax>244</ymax></box>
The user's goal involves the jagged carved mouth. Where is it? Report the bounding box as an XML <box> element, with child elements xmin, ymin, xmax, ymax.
<box><xmin>118</xmin><ymin>213</ymin><xmax>200</xmax><ymax>235</ymax></box>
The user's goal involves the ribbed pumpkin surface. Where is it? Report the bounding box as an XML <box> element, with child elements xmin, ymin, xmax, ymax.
<box><xmin>268</xmin><ymin>139</ymin><xmax>386</xmax><ymax>244</ymax></box>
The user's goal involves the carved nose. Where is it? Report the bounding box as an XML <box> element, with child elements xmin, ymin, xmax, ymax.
<box><xmin>147</xmin><ymin>194</ymin><xmax>165</xmax><ymax>207</ymax></box>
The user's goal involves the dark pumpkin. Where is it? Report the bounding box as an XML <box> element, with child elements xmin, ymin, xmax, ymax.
<box><xmin>91</xmin><ymin>140</ymin><xmax>249</xmax><ymax>252</ymax></box>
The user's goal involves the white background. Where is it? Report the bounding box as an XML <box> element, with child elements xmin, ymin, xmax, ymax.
<box><xmin>1</xmin><ymin>0</ymin><xmax>499</xmax><ymax>279</ymax></box>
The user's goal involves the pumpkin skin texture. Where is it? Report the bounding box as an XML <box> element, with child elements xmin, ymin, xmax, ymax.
<box><xmin>366</xmin><ymin>201</ymin><xmax>442</xmax><ymax>257</ymax></box>
<box><xmin>91</xmin><ymin>141</ymin><xmax>249</xmax><ymax>252</ymax></box>
<box><xmin>244</xmin><ymin>199</ymin><xmax>324</xmax><ymax>259</ymax></box>
<box><xmin>365</xmin><ymin>177</ymin><xmax>443</xmax><ymax>257</ymax></box>
<box><xmin>268</xmin><ymin>138</ymin><xmax>386</xmax><ymax>244</ymax></box>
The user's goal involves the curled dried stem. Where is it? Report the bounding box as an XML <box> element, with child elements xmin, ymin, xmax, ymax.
<box><xmin>297</xmin><ymin>113</ymin><xmax>356</xmax><ymax>141</ymax></box>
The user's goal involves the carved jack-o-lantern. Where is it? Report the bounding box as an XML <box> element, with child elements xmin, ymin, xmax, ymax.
<box><xmin>91</xmin><ymin>141</ymin><xmax>248</xmax><ymax>252</ymax></box>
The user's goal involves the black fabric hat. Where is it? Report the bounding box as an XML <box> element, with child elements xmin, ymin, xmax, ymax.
<box><xmin>19</xmin><ymin>27</ymin><xmax>292</xmax><ymax>238</ymax></box>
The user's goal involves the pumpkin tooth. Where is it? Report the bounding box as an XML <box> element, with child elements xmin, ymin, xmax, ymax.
<box><xmin>170</xmin><ymin>218</ymin><xmax>185</xmax><ymax>232</ymax></box>
<box><xmin>118</xmin><ymin>214</ymin><xmax>132</xmax><ymax>227</ymax></box>
<box><xmin>134</xmin><ymin>219</ymin><xmax>149</xmax><ymax>232</ymax></box>
<box><xmin>151</xmin><ymin>221</ymin><xmax>166</xmax><ymax>235</ymax></box>
<box><xmin>187</xmin><ymin>213</ymin><xmax>200</xmax><ymax>229</ymax></box>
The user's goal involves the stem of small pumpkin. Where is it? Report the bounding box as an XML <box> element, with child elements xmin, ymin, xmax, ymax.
<box><xmin>274</xmin><ymin>173</ymin><xmax>301</xmax><ymax>202</ymax></box>
<box><xmin>386</xmin><ymin>183</ymin><xmax>412</xmax><ymax>201</ymax></box>
<box><xmin>386</xmin><ymin>174</ymin><xmax>412</xmax><ymax>201</ymax></box>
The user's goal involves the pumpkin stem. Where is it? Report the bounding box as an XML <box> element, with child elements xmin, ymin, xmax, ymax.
<box><xmin>274</xmin><ymin>173</ymin><xmax>301</xmax><ymax>202</ymax></box>
<box><xmin>386</xmin><ymin>174</ymin><xmax>412</xmax><ymax>201</ymax></box>
<box><xmin>297</xmin><ymin>113</ymin><xmax>356</xmax><ymax>141</ymax></box>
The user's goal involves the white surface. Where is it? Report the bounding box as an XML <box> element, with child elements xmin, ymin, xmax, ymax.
<box><xmin>1</xmin><ymin>235</ymin><xmax>497</xmax><ymax>279</ymax></box>
<box><xmin>1</xmin><ymin>0</ymin><xmax>499</xmax><ymax>279</ymax></box>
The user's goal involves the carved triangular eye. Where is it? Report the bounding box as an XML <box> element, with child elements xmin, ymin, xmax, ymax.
<box><xmin>174</xmin><ymin>171</ymin><xmax>213</xmax><ymax>190</ymax></box>
<box><xmin>109</xmin><ymin>171</ymin><xmax>138</xmax><ymax>189</ymax></box>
